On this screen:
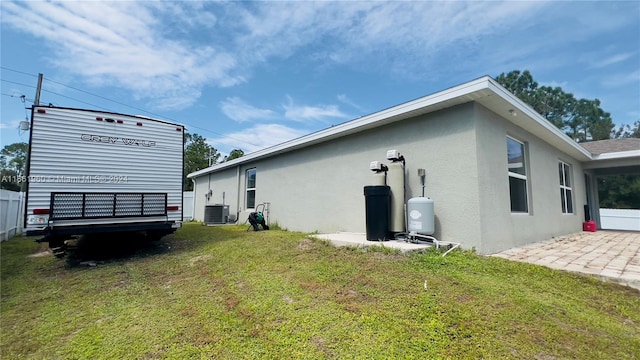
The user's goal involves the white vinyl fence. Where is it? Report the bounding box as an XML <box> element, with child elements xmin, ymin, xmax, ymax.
<box><xmin>183</xmin><ymin>191</ymin><xmax>194</xmax><ymax>221</ymax></box>
<box><xmin>599</xmin><ymin>208</ymin><xmax>640</xmax><ymax>231</ymax></box>
<box><xmin>1</xmin><ymin>190</ymin><xmax>25</xmax><ymax>241</ymax></box>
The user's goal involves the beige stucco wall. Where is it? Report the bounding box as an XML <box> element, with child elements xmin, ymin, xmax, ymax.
<box><xmin>192</xmin><ymin>168</ymin><xmax>239</xmax><ymax>221</ymax></box>
<box><xmin>259</xmin><ymin>103</ymin><xmax>482</xmax><ymax>241</ymax></box>
<box><xmin>473</xmin><ymin>103</ymin><xmax>586</xmax><ymax>254</ymax></box>
<box><xmin>192</xmin><ymin>101</ymin><xmax>588</xmax><ymax>254</ymax></box>
<box><xmin>193</xmin><ymin>103</ymin><xmax>485</xmax><ymax>247</ymax></box>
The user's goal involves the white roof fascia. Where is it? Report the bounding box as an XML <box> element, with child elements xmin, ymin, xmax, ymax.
<box><xmin>583</xmin><ymin>149</ymin><xmax>640</xmax><ymax>170</ymax></box>
<box><xmin>590</xmin><ymin>150</ymin><xmax>640</xmax><ymax>161</ymax></box>
<box><xmin>485</xmin><ymin>79</ymin><xmax>593</xmax><ymax>161</ymax></box>
<box><xmin>188</xmin><ymin>76</ymin><xmax>493</xmax><ymax>178</ymax></box>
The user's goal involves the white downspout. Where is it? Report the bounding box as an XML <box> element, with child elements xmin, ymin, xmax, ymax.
<box><xmin>236</xmin><ymin>165</ymin><xmax>241</xmax><ymax>222</ymax></box>
<box><xmin>191</xmin><ymin>178</ymin><xmax>197</xmax><ymax>222</ymax></box>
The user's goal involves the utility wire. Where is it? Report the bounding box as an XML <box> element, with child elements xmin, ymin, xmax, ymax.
<box><xmin>0</xmin><ymin>67</ymin><xmax>38</xmax><ymax>78</ymax></box>
<box><xmin>1</xmin><ymin>67</ymin><xmax>259</xmax><ymax>148</ymax></box>
<box><xmin>44</xmin><ymin>77</ymin><xmax>157</xmax><ymax>117</ymax></box>
<box><xmin>1</xmin><ymin>92</ymin><xmax>31</xmax><ymax>140</ymax></box>
<box><xmin>1</xmin><ymin>92</ymin><xmax>33</xmax><ymax>102</ymax></box>
<box><xmin>1</xmin><ymin>91</ymin><xmax>32</xmax><ymax>118</ymax></box>
<box><xmin>41</xmin><ymin>89</ymin><xmax>110</xmax><ymax>111</ymax></box>
<box><xmin>1</xmin><ymin>79</ymin><xmax>36</xmax><ymax>89</ymax></box>
<box><xmin>43</xmin><ymin>77</ymin><xmax>260</xmax><ymax>148</ymax></box>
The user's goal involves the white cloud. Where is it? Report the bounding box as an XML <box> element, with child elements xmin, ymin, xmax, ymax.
<box><xmin>282</xmin><ymin>96</ymin><xmax>349</xmax><ymax>123</ymax></box>
<box><xmin>149</xmin><ymin>1</ymin><xmax>218</xmax><ymax>30</ymax></box>
<box><xmin>337</xmin><ymin>94</ymin><xmax>365</xmax><ymax>113</ymax></box>
<box><xmin>540</xmin><ymin>81</ymin><xmax>569</xmax><ymax>89</ymax></box>
<box><xmin>1</xmin><ymin>1</ymin><xmax>243</xmax><ymax>111</ymax></box>
<box><xmin>233</xmin><ymin>1</ymin><xmax>551</xmax><ymax>77</ymax></box>
<box><xmin>220</xmin><ymin>97</ymin><xmax>276</xmax><ymax>123</ymax></box>
<box><xmin>4</xmin><ymin>1</ymin><xmax>550</xmax><ymax>111</ymax></box>
<box><xmin>210</xmin><ymin>123</ymin><xmax>307</xmax><ymax>153</ymax></box>
<box><xmin>2</xmin><ymin>1</ymin><xmax>636</xmax><ymax>112</ymax></box>
<box><xmin>0</xmin><ymin>120</ymin><xmax>22</xmax><ymax>130</ymax></box>
<box><xmin>590</xmin><ymin>52</ymin><xmax>635</xmax><ymax>69</ymax></box>
<box><xmin>601</xmin><ymin>70</ymin><xmax>640</xmax><ymax>88</ymax></box>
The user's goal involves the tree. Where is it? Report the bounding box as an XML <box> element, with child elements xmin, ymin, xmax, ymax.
<box><xmin>1</xmin><ymin>142</ymin><xmax>28</xmax><ymax>175</ymax></box>
<box><xmin>598</xmin><ymin>175</ymin><xmax>640</xmax><ymax>209</ymax></box>
<box><xmin>573</xmin><ymin>98</ymin><xmax>614</xmax><ymax>142</ymax></box>
<box><xmin>495</xmin><ymin>70</ymin><xmax>539</xmax><ymax>107</ymax></box>
<box><xmin>534</xmin><ymin>85</ymin><xmax>576</xmax><ymax>130</ymax></box>
<box><xmin>184</xmin><ymin>133</ymin><xmax>219</xmax><ymax>191</ymax></box>
<box><xmin>614</xmin><ymin>120</ymin><xmax>640</xmax><ymax>139</ymax></box>
<box><xmin>1</xmin><ymin>142</ymin><xmax>28</xmax><ymax>191</ymax></box>
<box><xmin>496</xmin><ymin>70</ymin><xmax>614</xmax><ymax>141</ymax></box>
<box><xmin>599</xmin><ymin>120</ymin><xmax>640</xmax><ymax>209</ymax></box>
<box><xmin>223</xmin><ymin>149</ymin><xmax>244</xmax><ymax>162</ymax></box>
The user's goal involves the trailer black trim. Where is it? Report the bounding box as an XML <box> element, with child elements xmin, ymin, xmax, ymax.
<box><xmin>28</xmin><ymin>220</ymin><xmax>176</xmax><ymax>237</ymax></box>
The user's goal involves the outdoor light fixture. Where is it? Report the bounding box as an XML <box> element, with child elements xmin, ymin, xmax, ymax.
<box><xmin>509</xmin><ymin>109</ymin><xmax>517</xmax><ymax>117</ymax></box>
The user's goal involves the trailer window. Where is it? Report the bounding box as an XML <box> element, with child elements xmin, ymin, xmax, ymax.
<box><xmin>246</xmin><ymin>168</ymin><xmax>256</xmax><ymax>209</ymax></box>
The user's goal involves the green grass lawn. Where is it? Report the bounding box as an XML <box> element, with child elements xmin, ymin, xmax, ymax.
<box><xmin>1</xmin><ymin>223</ymin><xmax>639</xmax><ymax>359</ymax></box>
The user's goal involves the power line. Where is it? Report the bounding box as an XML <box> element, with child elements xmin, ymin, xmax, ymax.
<box><xmin>41</xmin><ymin>89</ymin><xmax>110</xmax><ymax>111</ymax></box>
<box><xmin>2</xmin><ymin>68</ymin><xmax>164</xmax><ymax>117</ymax></box>
<box><xmin>44</xmin><ymin>77</ymin><xmax>158</xmax><ymax>116</ymax></box>
<box><xmin>1</xmin><ymin>79</ymin><xmax>36</xmax><ymax>89</ymax></box>
<box><xmin>1</xmin><ymin>92</ymin><xmax>32</xmax><ymax>133</ymax></box>
<box><xmin>1</xmin><ymin>92</ymin><xmax>33</xmax><ymax>102</ymax></box>
<box><xmin>0</xmin><ymin>67</ymin><xmax>38</xmax><ymax>78</ymax></box>
<box><xmin>42</xmin><ymin>77</ymin><xmax>259</xmax><ymax>147</ymax></box>
<box><xmin>1</xmin><ymin>67</ymin><xmax>260</xmax><ymax>149</ymax></box>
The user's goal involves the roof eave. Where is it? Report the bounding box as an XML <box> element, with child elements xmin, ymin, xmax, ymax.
<box><xmin>483</xmin><ymin>79</ymin><xmax>593</xmax><ymax>162</ymax></box>
<box><xmin>590</xmin><ymin>149</ymin><xmax>640</xmax><ymax>161</ymax></box>
<box><xmin>188</xmin><ymin>76</ymin><xmax>594</xmax><ymax>179</ymax></box>
<box><xmin>188</xmin><ymin>76</ymin><xmax>495</xmax><ymax>178</ymax></box>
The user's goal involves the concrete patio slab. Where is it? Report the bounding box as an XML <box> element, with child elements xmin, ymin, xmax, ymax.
<box><xmin>312</xmin><ymin>232</ymin><xmax>433</xmax><ymax>252</ymax></box>
<box><xmin>493</xmin><ymin>231</ymin><xmax>640</xmax><ymax>291</ymax></box>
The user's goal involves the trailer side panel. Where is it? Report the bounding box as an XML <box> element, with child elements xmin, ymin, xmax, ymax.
<box><xmin>25</xmin><ymin>107</ymin><xmax>183</xmax><ymax>235</ymax></box>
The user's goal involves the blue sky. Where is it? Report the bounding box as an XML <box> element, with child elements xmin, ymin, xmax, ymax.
<box><xmin>1</xmin><ymin>1</ymin><xmax>639</xmax><ymax>156</ymax></box>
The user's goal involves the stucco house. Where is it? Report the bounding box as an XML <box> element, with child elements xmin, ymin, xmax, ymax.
<box><xmin>187</xmin><ymin>76</ymin><xmax>640</xmax><ymax>254</ymax></box>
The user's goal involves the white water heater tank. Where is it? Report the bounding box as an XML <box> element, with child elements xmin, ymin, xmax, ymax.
<box><xmin>372</xmin><ymin>172</ymin><xmax>386</xmax><ymax>186</ymax></box>
<box><xmin>407</xmin><ymin>197</ymin><xmax>434</xmax><ymax>235</ymax></box>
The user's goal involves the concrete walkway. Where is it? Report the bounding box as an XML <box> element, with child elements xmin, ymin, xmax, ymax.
<box><xmin>312</xmin><ymin>233</ymin><xmax>432</xmax><ymax>252</ymax></box>
<box><xmin>493</xmin><ymin>231</ymin><xmax>640</xmax><ymax>291</ymax></box>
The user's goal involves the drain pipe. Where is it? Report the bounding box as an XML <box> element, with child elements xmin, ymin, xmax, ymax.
<box><xmin>418</xmin><ymin>168</ymin><xmax>426</xmax><ymax>197</ymax></box>
<box><xmin>191</xmin><ymin>178</ymin><xmax>197</xmax><ymax>222</ymax></box>
<box><xmin>442</xmin><ymin>243</ymin><xmax>461</xmax><ymax>257</ymax></box>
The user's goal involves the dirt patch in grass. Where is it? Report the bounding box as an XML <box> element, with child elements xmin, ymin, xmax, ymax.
<box><xmin>297</xmin><ymin>238</ymin><xmax>315</xmax><ymax>251</ymax></box>
<box><xmin>28</xmin><ymin>250</ymin><xmax>51</xmax><ymax>258</ymax></box>
<box><xmin>188</xmin><ymin>254</ymin><xmax>212</xmax><ymax>266</ymax></box>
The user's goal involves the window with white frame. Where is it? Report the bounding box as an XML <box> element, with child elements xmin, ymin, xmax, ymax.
<box><xmin>559</xmin><ymin>161</ymin><xmax>573</xmax><ymax>214</ymax></box>
<box><xmin>507</xmin><ymin>136</ymin><xmax>529</xmax><ymax>213</ymax></box>
<box><xmin>246</xmin><ymin>168</ymin><xmax>256</xmax><ymax>209</ymax></box>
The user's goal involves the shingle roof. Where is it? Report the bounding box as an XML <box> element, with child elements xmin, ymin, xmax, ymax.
<box><xmin>580</xmin><ymin>138</ymin><xmax>640</xmax><ymax>155</ymax></box>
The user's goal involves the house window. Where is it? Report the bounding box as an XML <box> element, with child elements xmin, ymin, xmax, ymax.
<box><xmin>559</xmin><ymin>161</ymin><xmax>573</xmax><ymax>214</ymax></box>
<box><xmin>507</xmin><ymin>136</ymin><xmax>528</xmax><ymax>213</ymax></box>
<box><xmin>246</xmin><ymin>168</ymin><xmax>256</xmax><ymax>209</ymax></box>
